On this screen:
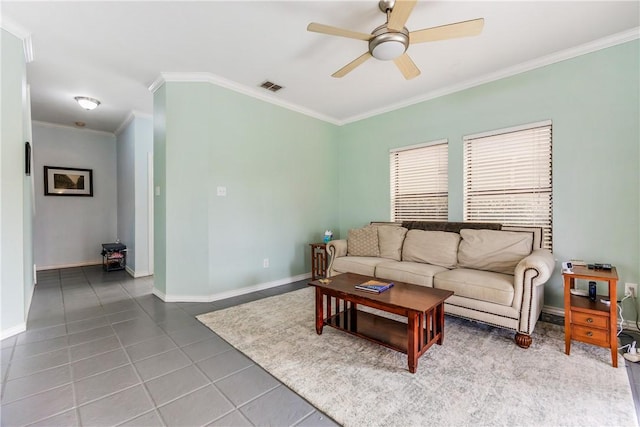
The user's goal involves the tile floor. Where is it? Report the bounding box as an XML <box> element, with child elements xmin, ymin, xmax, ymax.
<box><xmin>618</xmin><ymin>329</ymin><xmax>640</xmax><ymax>423</ymax></box>
<box><xmin>0</xmin><ymin>266</ymin><xmax>338</xmax><ymax>426</ymax></box>
<box><xmin>2</xmin><ymin>266</ymin><xmax>639</xmax><ymax>426</ymax></box>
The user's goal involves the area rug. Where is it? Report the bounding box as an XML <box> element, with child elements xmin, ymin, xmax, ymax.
<box><xmin>197</xmin><ymin>287</ymin><xmax>637</xmax><ymax>426</ymax></box>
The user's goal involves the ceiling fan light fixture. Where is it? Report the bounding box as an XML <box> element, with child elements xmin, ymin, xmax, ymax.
<box><xmin>74</xmin><ymin>96</ymin><xmax>100</xmax><ymax>110</ymax></box>
<box><xmin>371</xmin><ymin>40</ymin><xmax>406</xmax><ymax>60</ymax></box>
<box><xmin>369</xmin><ymin>25</ymin><xmax>409</xmax><ymax>60</ymax></box>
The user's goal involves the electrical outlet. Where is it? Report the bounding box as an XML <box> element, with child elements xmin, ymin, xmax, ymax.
<box><xmin>625</xmin><ymin>283</ymin><xmax>638</xmax><ymax>298</ymax></box>
<box><xmin>263</xmin><ymin>258</ymin><xmax>269</xmax><ymax>268</ymax></box>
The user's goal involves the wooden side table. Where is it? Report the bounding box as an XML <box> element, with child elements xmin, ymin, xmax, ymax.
<box><xmin>309</xmin><ymin>243</ymin><xmax>327</xmax><ymax>280</ymax></box>
<box><xmin>563</xmin><ymin>266</ymin><xmax>618</xmax><ymax>367</ymax></box>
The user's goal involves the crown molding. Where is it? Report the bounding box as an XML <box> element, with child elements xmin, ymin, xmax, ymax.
<box><xmin>0</xmin><ymin>16</ymin><xmax>29</xmax><ymax>39</ymax></box>
<box><xmin>147</xmin><ymin>74</ymin><xmax>168</xmax><ymax>93</ymax></box>
<box><xmin>342</xmin><ymin>27</ymin><xmax>640</xmax><ymax>125</ymax></box>
<box><xmin>23</xmin><ymin>34</ymin><xmax>34</xmax><ymax>63</ymax></box>
<box><xmin>114</xmin><ymin>110</ymin><xmax>153</xmax><ymax>136</ymax></box>
<box><xmin>148</xmin><ymin>27</ymin><xmax>638</xmax><ymax>128</ymax></box>
<box><xmin>0</xmin><ymin>18</ymin><xmax>34</xmax><ymax>63</ymax></box>
<box><xmin>149</xmin><ymin>72</ymin><xmax>341</xmax><ymax>125</ymax></box>
<box><xmin>32</xmin><ymin>120</ymin><xmax>116</xmax><ymax>137</ymax></box>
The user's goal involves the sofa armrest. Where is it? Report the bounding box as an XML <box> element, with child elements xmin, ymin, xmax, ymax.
<box><xmin>326</xmin><ymin>240</ymin><xmax>347</xmax><ymax>277</ymax></box>
<box><xmin>515</xmin><ymin>249</ymin><xmax>555</xmax><ymax>286</ymax></box>
<box><xmin>514</xmin><ymin>249</ymin><xmax>555</xmax><ymax>335</ymax></box>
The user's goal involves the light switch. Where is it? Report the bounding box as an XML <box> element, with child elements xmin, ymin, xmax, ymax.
<box><xmin>155</xmin><ymin>186</ymin><xmax>160</xmax><ymax>196</ymax></box>
<box><xmin>217</xmin><ymin>186</ymin><xmax>227</xmax><ymax>196</ymax></box>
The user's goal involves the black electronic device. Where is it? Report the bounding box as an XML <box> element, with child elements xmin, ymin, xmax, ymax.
<box><xmin>592</xmin><ymin>263</ymin><xmax>613</xmax><ymax>271</ymax></box>
<box><xmin>588</xmin><ymin>281</ymin><xmax>597</xmax><ymax>302</ymax></box>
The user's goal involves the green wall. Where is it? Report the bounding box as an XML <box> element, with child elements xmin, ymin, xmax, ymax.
<box><xmin>154</xmin><ymin>40</ymin><xmax>638</xmax><ymax>315</ymax></box>
<box><xmin>153</xmin><ymin>85</ymin><xmax>167</xmax><ymax>296</ymax></box>
<box><xmin>337</xmin><ymin>40</ymin><xmax>640</xmax><ymax>311</ymax></box>
<box><xmin>1</xmin><ymin>29</ymin><xmax>33</xmax><ymax>337</ymax></box>
<box><xmin>154</xmin><ymin>82</ymin><xmax>339</xmax><ymax>298</ymax></box>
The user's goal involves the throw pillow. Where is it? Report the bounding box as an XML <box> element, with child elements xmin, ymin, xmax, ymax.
<box><xmin>347</xmin><ymin>226</ymin><xmax>380</xmax><ymax>257</ymax></box>
<box><xmin>401</xmin><ymin>230</ymin><xmax>460</xmax><ymax>268</ymax></box>
<box><xmin>457</xmin><ymin>229</ymin><xmax>534</xmax><ymax>275</ymax></box>
<box><xmin>378</xmin><ymin>226</ymin><xmax>408</xmax><ymax>261</ymax></box>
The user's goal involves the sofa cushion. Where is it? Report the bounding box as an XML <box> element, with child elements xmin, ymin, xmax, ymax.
<box><xmin>457</xmin><ymin>229</ymin><xmax>533</xmax><ymax>275</ymax></box>
<box><xmin>332</xmin><ymin>256</ymin><xmax>386</xmax><ymax>277</ymax></box>
<box><xmin>401</xmin><ymin>230</ymin><xmax>460</xmax><ymax>268</ymax></box>
<box><xmin>501</xmin><ymin>225</ymin><xmax>543</xmax><ymax>250</ymax></box>
<box><xmin>434</xmin><ymin>268</ymin><xmax>514</xmax><ymax>306</ymax></box>
<box><xmin>377</xmin><ymin>226</ymin><xmax>408</xmax><ymax>261</ymax></box>
<box><xmin>375</xmin><ymin>261</ymin><xmax>449</xmax><ymax>287</ymax></box>
<box><xmin>347</xmin><ymin>226</ymin><xmax>380</xmax><ymax>257</ymax></box>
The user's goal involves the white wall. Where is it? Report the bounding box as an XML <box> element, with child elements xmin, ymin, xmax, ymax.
<box><xmin>33</xmin><ymin>122</ymin><xmax>117</xmax><ymax>269</ymax></box>
<box><xmin>116</xmin><ymin>113</ymin><xmax>153</xmax><ymax>277</ymax></box>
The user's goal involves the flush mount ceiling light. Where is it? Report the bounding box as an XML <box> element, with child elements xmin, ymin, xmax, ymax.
<box><xmin>74</xmin><ymin>96</ymin><xmax>101</xmax><ymax>110</ymax></box>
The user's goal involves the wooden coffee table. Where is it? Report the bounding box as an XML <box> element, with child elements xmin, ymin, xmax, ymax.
<box><xmin>309</xmin><ymin>272</ymin><xmax>453</xmax><ymax>373</ymax></box>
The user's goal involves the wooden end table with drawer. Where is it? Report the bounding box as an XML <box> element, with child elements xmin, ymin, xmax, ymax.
<box><xmin>563</xmin><ymin>266</ymin><xmax>618</xmax><ymax>367</ymax></box>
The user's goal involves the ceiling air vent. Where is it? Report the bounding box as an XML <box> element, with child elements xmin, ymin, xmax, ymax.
<box><xmin>259</xmin><ymin>81</ymin><xmax>284</xmax><ymax>92</ymax></box>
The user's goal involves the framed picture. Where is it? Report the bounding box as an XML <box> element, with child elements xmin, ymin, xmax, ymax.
<box><xmin>44</xmin><ymin>166</ymin><xmax>93</xmax><ymax>197</ymax></box>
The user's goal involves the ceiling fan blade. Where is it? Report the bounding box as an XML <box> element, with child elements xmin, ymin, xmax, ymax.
<box><xmin>409</xmin><ymin>18</ymin><xmax>484</xmax><ymax>44</ymax></box>
<box><xmin>332</xmin><ymin>52</ymin><xmax>372</xmax><ymax>78</ymax></box>
<box><xmin>307</xmin><ymin>23</ymin><xmax>372</xmax><ymax>41</ymax></box>
<box><xmin>387</xmin><ymin>0</ymin><xmax>417</xmax><ymax>31</ymax></box>
<box><xmin>393</xmin><ymin>53</ymin><xmax>421</xmax><ymax>80</ymax></box>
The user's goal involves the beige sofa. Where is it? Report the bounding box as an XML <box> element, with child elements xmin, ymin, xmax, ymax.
<box><xmin>326</xmin><ymin>222</ymin><xmax>555</xmax><ymax>348</ymax></box>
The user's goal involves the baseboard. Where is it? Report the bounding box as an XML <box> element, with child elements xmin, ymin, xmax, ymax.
<box><xmin>125</xmin><ymin>266</ymin><xmax>152</xmax><ymax>278</ymax></box>
<box><xmin>152</xmin><ymin>287</ymin><xmax>167</xmax><ymax>301</ymax></box>
<box><xmin>1</xmin><ymin>322</ymin><xmax>26</xmax><ymax>340</ymax></box>
<box><xmin>36</xmin><ymin>260</ymin><xmax>102</xmax><ymax>270</ymax></box>
<box><xmin>154</xmin><ymin>272</ymin><xmax>312</xmax><ymax>303</ymax></box>
<box><xmin>542</xmin><ymin>305</ymin><xmax>565</xmax><ymax>317</ymax></box>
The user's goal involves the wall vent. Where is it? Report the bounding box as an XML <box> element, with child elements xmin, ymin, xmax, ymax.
<box><xmin>259</xmin><ymin>81</ymin><xmax>284</xmax><ymax>92</ymax></box>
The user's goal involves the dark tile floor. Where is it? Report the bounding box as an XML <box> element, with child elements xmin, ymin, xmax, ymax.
<box><xmin>2</xmin><ymin>266</ymin><xmax>639</xmax><ymax>426</ymax></box>
<box><xmin>618</xmin><ymin>329</ymin><xmax>640</xmax><ymax>423</ymax></box>
<box><xmin>0</xmin><ymin>266</ymin><xmax>338</xmax><ymax>426</ymax></box>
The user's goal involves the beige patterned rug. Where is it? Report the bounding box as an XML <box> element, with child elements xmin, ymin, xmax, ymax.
<box><xmin>197</xmin><ymin>287</ymin><xmax>637</xmax><ymax>427</ymax></box>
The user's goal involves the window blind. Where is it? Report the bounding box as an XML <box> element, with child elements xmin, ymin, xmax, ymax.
<box><xmin>390</xmin><ymin>140</ymin><xmax>448</xmax><ymax>221</ymax></box>
<box><xmin>463</xmin><ymin>122</ymin><xmax>553</xmax><ymax>249</ymax></box>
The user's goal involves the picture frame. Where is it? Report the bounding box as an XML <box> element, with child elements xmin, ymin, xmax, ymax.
<box><xmin>44</xmin><ymin>166</ymin><xmax>93</xmax><ymax>197</ymax></box>
<box><xmin>25</xmin><ymin>142</ymin><xmax>31</xmax><ymax>176</ymax></box>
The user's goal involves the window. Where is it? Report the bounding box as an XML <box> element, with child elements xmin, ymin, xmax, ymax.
<box><xmin>463</xmin><ymin>121</ymin><xmax>553</xmax><ymax>249</ymax></box>
<box><xmin>390</xmin><ymin>140</ymin><xmax>448</xmax><ymax>221</ymax></box>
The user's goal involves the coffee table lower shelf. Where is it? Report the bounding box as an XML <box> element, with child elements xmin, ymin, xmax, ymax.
<box><xmin>315</xmin><ymin>292</ymin><xmax>448</xmax><ymax>373</ymax></box>
<box><xmin>311</xmin><ymin>273</ymin><xmax>453</xmax><ymax>373</ymax></box>
<box><xmin>325</xmin><ymin>309</ymin><xmax>412</xmax><ymax>354</ymax></box>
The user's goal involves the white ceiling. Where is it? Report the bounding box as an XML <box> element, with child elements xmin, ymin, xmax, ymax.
<box><xmin>2</xmin><ymin>1</ymin><xmax>639</xmax><ymax>133</ymax></box>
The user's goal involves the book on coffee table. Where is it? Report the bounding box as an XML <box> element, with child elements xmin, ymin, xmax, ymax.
<box><xmin>355</xmin><ymin>279</ymin><xmax>394</xmax><ymax>293</ymax></box>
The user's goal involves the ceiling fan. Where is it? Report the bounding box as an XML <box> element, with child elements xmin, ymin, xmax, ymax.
<box><xmin>307</xmin><ymin>0</ymin><xmax>484</xmax><ymax>80</ymax></box>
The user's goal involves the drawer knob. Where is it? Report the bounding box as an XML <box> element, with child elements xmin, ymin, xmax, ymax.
<box><xmin>586</xmin><ymin>318</ymin><xmax>593</xmax><ymax>323</ymax></box>
<box><xmin>586</xmin><ymin>331</ymin><xmax>593</xmax><ymax>337</ymax></box>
